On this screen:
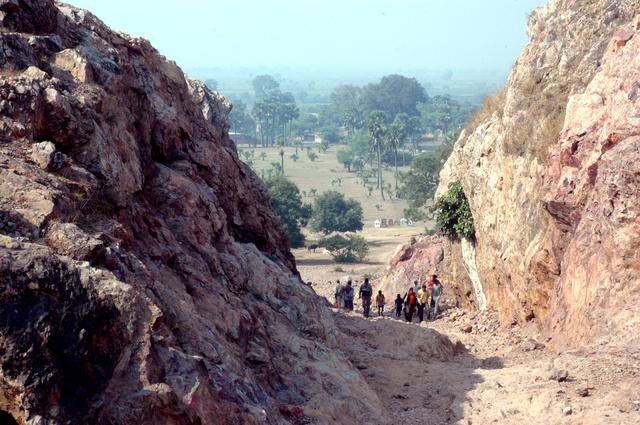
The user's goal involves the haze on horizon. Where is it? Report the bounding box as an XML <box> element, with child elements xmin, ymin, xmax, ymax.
<box><xmin>66</xmin><ymin>0</ymin><xmax>546</xmax><ymax>76</ymax></box>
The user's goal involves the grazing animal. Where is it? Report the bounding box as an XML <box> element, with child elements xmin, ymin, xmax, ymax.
<box><xmin>307</xmin><ymin>244</ymin><xmax>319</xmax><ymax>252</ymax></box>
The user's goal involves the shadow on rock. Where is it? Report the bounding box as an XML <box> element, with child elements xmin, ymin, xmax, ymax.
<box><xmin>0</xmin><ymin>240</ymin><xmax>125</xmax><ymax>424</ymax></box>
<box><xmin>0</xmin><ymin>210</ymin><xmax>39</xmax><ymax>240</ymax></box>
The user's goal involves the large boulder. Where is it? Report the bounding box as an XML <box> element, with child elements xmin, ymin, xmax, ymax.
<box><xmin>379</xmin><ymin>236</ymin><xmax>477</xmax><ymax>309</ymax></box>
<box><xmin>0</xmin><ymin>1</ymin><xmax>386</xmax><ymax>423</ymax></box>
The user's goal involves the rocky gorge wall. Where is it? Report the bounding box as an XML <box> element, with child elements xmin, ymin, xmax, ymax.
<box><xmin>0</xmin><ymin>1</ymin><xmax>387</xmax><ymax>423</ymax></box>
<box><xmin>378</xmin><ymin>236</ymin><xmax>480</xmax><ymax>311</ymax></box>
<box><xmin>435</xmin><ymin>0</ymin><xmax>640</xmax><ymax>344</ymax></box>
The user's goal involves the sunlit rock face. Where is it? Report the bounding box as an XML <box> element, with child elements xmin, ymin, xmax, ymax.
<box><xmin>0</xmin><ymin>1</ymin><xmax>385</xmax><ymax>423</ymax></box>
<box><xmin>437</xmin><ymin>0</ymin><xmax>640</xmax><ymax>343</ymax></box>
<box><xmin>378</xmin><ymin>235</ymin><xmax>479</xmax><ymax>311</ymax></box>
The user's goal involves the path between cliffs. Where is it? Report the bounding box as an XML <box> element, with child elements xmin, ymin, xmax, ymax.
<box><xmin>331</xmin><ymin>305</ymin><xmax>640</xmax><ymax>425</ymax></box>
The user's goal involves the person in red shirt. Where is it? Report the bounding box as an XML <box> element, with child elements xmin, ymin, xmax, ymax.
<box><xmin>403</xmin><ymin>287</ymin><xmax>418</xmax><ymax>322</ymax></box>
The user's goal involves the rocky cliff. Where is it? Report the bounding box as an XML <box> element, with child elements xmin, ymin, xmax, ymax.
<box><xmin>378</xmin><ymin>236</ymin><xmax>480</xmax><ymax>312</ymax></box>
<box><xmin>0</xmin><ymin>1</ymin><xmax>385</xmax><ymax>423</ymax></box>
<box><xmin>435</xmin><ymin>0</ymin><xmax>640</xmax><ymax>343</ymax></box>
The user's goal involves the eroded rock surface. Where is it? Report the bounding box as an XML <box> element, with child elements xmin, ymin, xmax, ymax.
<box><xmin>435</xmin><ymin>0</ymin><xmax>640</xmax><ymax>343</ymax></box>
<box><xmin>378</xmin><ymin>236</ymin><xmax>478</xmax><ymax>310</ymax></box>
<box><xmin>0</xmin><ymin>1</ymin><xmax>386</xmax><ymax>423</ymax></box>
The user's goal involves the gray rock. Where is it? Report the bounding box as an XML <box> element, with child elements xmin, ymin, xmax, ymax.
<box><xmin>31</xmin><ymin>141</ymin><xmax>56</xmax><ymax>170</ymax></box>
<box><xmin>521</xmin><ymin>338</ymin><xmax>545</xmax><ymax>352</ymax></box>
<box><xmin>549</xmin><ymin>368</ymin><xmax>569</xmax><ymax>382</ymax></box>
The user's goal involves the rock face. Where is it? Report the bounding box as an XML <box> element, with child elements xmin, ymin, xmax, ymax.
<box><xmin>0</xmin><ymin>1</ymin><xmax>385</xmax><ymax>423</ymax></box>
<box><xmin>435</xmin><ymin>0</ymin><xmax>640</xmax><ymax>343</ymax></box>
<box><xmin>378</xmin><ymin>236</ymin><xmax>478</xmax><ymax>310</ymax></box>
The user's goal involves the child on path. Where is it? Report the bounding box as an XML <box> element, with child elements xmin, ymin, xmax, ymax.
<box><xmin>394</xmin><ymin>294</ymin><xmax>403</xmax><ymax>318</ymax></box>
<box><xmin>375</xmin><ymin>290</ymin><xmax>385</xmax><ymax>317</ymax></box>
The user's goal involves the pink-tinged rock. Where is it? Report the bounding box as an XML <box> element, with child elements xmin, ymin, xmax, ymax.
<box><xmin>379</xmin><ymin>235</ymin><xmax>476</xmax><ymax>309</ymax></box>
<box><xmin>539</xmin><ymin>18</ymin><xmax>640</xmax><ymax>342</ymax></box>
<box><xmin>437</xmin><ymin>0</ymin><xmax>640</xmax><ymax>343</ymax></box>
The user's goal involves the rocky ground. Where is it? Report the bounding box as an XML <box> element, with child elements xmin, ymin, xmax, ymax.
<box><xmin>324</xmin><ymin>295</ymin><xmax>640</xmax><ymax>425</ymax></box>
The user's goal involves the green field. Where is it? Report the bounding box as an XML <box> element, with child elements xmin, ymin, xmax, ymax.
<box><xmin>238</xmin><ymin>143</ymin><xmax>419</xmax><ymax>227</ymax></box>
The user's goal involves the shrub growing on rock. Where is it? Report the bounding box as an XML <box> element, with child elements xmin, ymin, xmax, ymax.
<box><xmin>433</xmin><ymin>181</ymin><xmax>475</xmax><ymax>239</ymax></box>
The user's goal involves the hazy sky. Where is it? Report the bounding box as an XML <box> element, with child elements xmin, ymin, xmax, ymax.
<box><xmin>66</xmin><ymin>0</ymin><xmax>547</xmax><ymax>73</ymax></box>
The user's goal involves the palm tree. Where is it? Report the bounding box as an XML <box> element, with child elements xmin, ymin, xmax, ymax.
<box><xmin>279</xmin><ymin>148</ymin><xmax>285</xmax><ymax>175</ymax></box>
<box><xmin>367</xmin><ymin>110</ymin><xmax>388</xmax><ymax>200</ymax></box>
<box><xmin>252</xmin><ymin>102</ymin><xmax>268</xmax><ymax>147</ymax></box>
<box><xmin>388</xmin><ymin>113</ymin><xmax>408</xmax><ymax>191</ymax></box>
<box><xmin>343</xmin><ymin>107</ymin><xmax>361</xmax><ymax>136</ymax></box>
<box><xmin>407</xmin><ymin>116</ymin><xmax>422</xmax><ymax>154</ymax></box>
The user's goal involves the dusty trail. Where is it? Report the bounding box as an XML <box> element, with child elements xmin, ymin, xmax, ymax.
<box><xmin>331</xmin><ymin>304</ymin><xmax>640</xmax><ymax>425</ymax></box>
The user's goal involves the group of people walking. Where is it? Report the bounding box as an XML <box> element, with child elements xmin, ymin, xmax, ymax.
<box><xmin>333</xmin><ymin>274</ymin><xmax>444</xmax><ymax>323</ymax></box>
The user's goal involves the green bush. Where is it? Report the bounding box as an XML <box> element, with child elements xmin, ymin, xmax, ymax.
<box><xmin>309</xmin><ymin>191</ymin><xmax>363</xmax><ymax>234</ymax></box>
<box><xmin>432</xmin><ymin>181</ymin><xmax>475</xmax><ymax>239</ymax></box>
<box><xmin>319</xmin><ymin>234</ymin><xmax>369</xmax><ymax>263</ymax></box>
<box><xmin>336</xmin><ymin>149</ymin><xmax>354</xmax><ymax>171</ymax></box>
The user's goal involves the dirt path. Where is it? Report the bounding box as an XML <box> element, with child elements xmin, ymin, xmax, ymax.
<box><xmin>299</xmin><ymin>237</ymin><xmax>639</xmax><ymax>424</ymax></box>
<box><xmin>331</xmin><ymin>304</ymin><xmax>640</xmax><ymax>425</ymax></box>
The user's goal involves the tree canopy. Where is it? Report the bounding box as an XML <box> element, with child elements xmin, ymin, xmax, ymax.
<box><xmin>309</xmin><ymin>191</ymin><xmax>363</xmax><ymax>234</ymax></box>
<box><xmin>252</xmin><ymin>91</ymin><xmax>299</xmax><ymax>147</ymax></box>
<box><xmin>360</xmin><ymin>74</ymin><xmax>428</xmax><ymax>118</ymax></box>
<box><xmin>252</xmin><ymin>75</ymin><xmax>280</xmax><ymax>100</ymax></box>
<box><xmin>319</xmin><ymin>234</ymin><xmax>369</xmax><ymax>263</ymax></box>
<box><xmin>399</xmin><ymin>131</ymin><xmax>458</xmax><ymax>220</ymax></box>
<box><xmin>399</xmin><ymin>153</ymin><xmax>441</xmax><ymax>220</ymax></box>
<box><xmin>264</xmin><ymin>175</ymin><xmax>311</xmax><ymax>248</ymax></box>
<box><xmin>418</xmin><ymin>95</ymin><xmax>474</xmax><ymax>135</ymax></box>
<box><xmin>229</xmin><ymin>98</ymin><xmax>255</xmax><ymax>136</ymax></box>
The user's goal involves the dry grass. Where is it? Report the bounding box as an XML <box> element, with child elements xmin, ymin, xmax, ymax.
<box><xmin>503</xmin><ymin>73</ymin><xmax>568</xmax><ymax>160</ymax></box>
<box><xmin>242</xmin><ymin>144</ymin><xmax>417</xmax><ymax>225</ymax></box>
<box><xmin>461</xmin><ymin>71</ymin><xmax>567</xmax><ymax>162</ymax></box>
<box><xmin>464</xmin><ymin>89</ymin><xmax>507</xmax><ymax>135</ymax></box>
<box><xmin>295</xmin><ymin>226</ymin><xmax>425</xmax><ymax>287</ymax></box>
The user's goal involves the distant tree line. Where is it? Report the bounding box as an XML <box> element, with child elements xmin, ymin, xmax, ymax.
<box><xmin>230</xmin><ymin>73</ymin><xmax>472</xmax><ymax>218</ymax></box>
<box><xmin>320</xmin><ymin>74</ymin><xmax>473</xmax><ymax>140</ymax></box>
